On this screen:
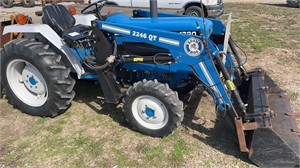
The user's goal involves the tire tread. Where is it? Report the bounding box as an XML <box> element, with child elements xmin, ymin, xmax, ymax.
<box><xmin>123</xmin><ymin>80</ymin><xmax>184</xmax><ymax>137</ymax></box>
<box><xmin>1</xmin><ymin>39</ymin><xmax>75</xmax><ymax>117</ymax></box>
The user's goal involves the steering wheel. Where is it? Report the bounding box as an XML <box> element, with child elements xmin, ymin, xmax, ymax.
<box><xmin>81</xmin><ymin>0</ymin><xmax>107</xmax><ymax>19</ymax></box>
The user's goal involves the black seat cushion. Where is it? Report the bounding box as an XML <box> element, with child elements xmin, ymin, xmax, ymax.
<box><xmin>42</xmin><ymin>4</ymin><xmax>76</xmax><ymax>36</ymax></box>
<box><xmin>63</xmin><ymin>24</ymin><xmax>91</xmax><ymax>35</ymax></box>
<box><xmin>62</xmin><ymin>24</ymin><xmax>92</xmax><ymax>45</ymax></box>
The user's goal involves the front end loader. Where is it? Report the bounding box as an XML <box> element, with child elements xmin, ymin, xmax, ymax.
<box><xmin>1</xmin><ymin>0</ymin><xmax>299</xmax><ymax>166</ymax></box>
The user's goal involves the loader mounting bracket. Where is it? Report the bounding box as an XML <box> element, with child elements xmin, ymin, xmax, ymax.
<box><xmin>235</xmin><ymin>117</ymin><xmax>257</xmax><ymax>153</ymax></box>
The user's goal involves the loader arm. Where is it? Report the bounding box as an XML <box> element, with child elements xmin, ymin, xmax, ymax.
<box><xmin>96</xmin><ymin>21</ymin><xmax>236</xmax><ymax>113</ymax></box>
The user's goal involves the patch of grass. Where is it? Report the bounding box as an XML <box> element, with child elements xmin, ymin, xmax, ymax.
<box><xmin>203</xmin><ymin>158</ymin><xmax>217</xmax><ymax>167</ymax></box>
<box><xmin>63</xmin><ymin>146</ymin><xmax>78</xmax><ymax>155</ymax></box>
<box><xmin>162</xmin><ymin>131</ymin><xmax>181</xmax><ymax>142</ymax></box>
<box><xmin>137</xmin><ymin>145</ymin><xmax>165</xmax><ymax>165</ymax></box>
<box><xmin>112</xmin><ymin>147</ymin><xmax>128</xmax><ymax>167</ymax></box>
<box><xmin>169</xmin><ymin>139</ymin><xmax>191</xmax><ymax>166</ymax></box>
<box><xmin>27</xmin><ymin>118</ymin><xmax>52</xmax><ymax>135</ymax></box>
<box><xmin>74</xmin><ymin>133</ymin><xmax>89</xmax><ymax>146</ymax></box>
<box><xmin>80</xmin><ymin>116</ymin><xmax>92</xmax><ymax>125</ymax></box>
<box><xmin>3</xmin><ymin>153</ymin><xmax>16</xmax><ymax>165</ymax></box>
<box><xmin>133</xmin><ymin>131</ymin><xmax>144</xmax><ymax>137</ymax></box>
<box><xmin>225</xmin><ymin>3</ymin><xmax>300</xmax><ymax>52</ymax></box>
<box><xmin>2</xmin><ymin>140</ymin><xmax>32</xmax><ymax>166</ymax></box>
<box><xmin>27</xmin><ymin>126</ymin><xmax>44</xmax><ymax>136</ymax></box>
<box><xmin>112</xmin><ymin>138</ymin><xmax>122</xmax><ymax>146</ymax></box>
<box><xmin>87</xmin><ymin>139</ymin><xmax>104</xmax><ymax>157</ymax></box>
<box><xmin>288</xmin><ymin>91</ymin><xmax>300</xmax><ymax>100</ymax></box>
<box><xmin>35</xmin><ymin>133</ymin><xmax>104</xmax><ymax>167</ymax></box>
<box><xmin>46</xmin><ymin>125</ymin><xmax>63</xmax><ymax>134</ymax></box>
<box><xmin>40</xmin><ymin>136</ymin><xmax>66</xmax><ymax>157</ymax></box>
<box><xmin>252</xmin><ymin>44</ymin><xmax>263</xmax><ymax>52</ymax></box>
<box><xmin>45</xmin><ymin>119</ymin><xmax>67</xmax><ymax>134</ymax></box>
<box><xmin>141</xmin><ymin>146</ymin><xmax>164</xmax><ymax>159</ymax></box>
<box><xmin>35</xmin><ymin>118</ymin><xmax>47</xmax><ymax>125</ymax></box>
<box><xmin>72</xmin><ymin>157</ymin><xmax>86</xmax><ymax>168</ymax></box>
<box><xmin>72</xmin><ymin>134</ymin><xmax>104</xmax><ymax>160</ymax></box>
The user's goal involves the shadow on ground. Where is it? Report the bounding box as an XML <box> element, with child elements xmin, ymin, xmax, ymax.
<box><xmin>73</xmin><ymin>80</ymin><xmax>254</xmax><ymax>166</ymax></box>
<box><xmin>73</xmin><ymin>80</ymin><xmax>130</xmax><ymax>128</ymax></box>
<box><xmin>181</xmin><ymin>87</ymin><xmax>253</xmax><ymax>165</ymax></box>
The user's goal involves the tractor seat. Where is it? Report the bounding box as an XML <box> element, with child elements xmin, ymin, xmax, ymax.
<box><xmin>42</xmin><ymin>4</ymin><xmax>91</xmax><ymax>37</ymax></box>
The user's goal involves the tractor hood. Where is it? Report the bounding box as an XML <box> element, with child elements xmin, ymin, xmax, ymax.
<box><xmin>105</xmin><ymin>14</ymin><xmax>213</xmax><ymax>38</ymax></box>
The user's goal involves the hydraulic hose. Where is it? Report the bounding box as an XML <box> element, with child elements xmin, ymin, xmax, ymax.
<box><xmin>85</xmin><ymin>40</ymin><xmax>117</xmax><ymax>71</ymax></box>
<box><xmin>215</xmin><ymin>53</ymin><xmax>246</xmax><ymax>115</ymax></box>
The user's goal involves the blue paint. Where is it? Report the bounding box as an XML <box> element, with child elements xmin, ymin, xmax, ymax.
<box><xmin>145</xmin><ymin>107</ymin><xmax>155</xmax><ymax>117</ymax></box>
<box><xmin>71</xmin><ymin>47</ymin><xmax>93</xmax><ymax>61</ymax></box>
<box><xmin>70</xmin><ymin>9</ymin><xmax>242</xmax><ymax>111</ymax></box>
<box><xmin>104</xmin><ymin>14</ymin><xmax>213</xmax><ymax>40</ymax></box>
<box><xmin>29</xmin><ymin>77</ymin><xmax>37</xmax><ymax>85</ymax></box>
<box><xmin>80</xmin><ymin>74</ymin><xmax>98</xmax><ymax>79</ymax></box>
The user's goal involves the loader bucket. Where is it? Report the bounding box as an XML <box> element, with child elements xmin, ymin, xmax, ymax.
<box><xmin>235</xmin><ymin>69</ymin><xmax>300</xmax><ymax>167</ymax></box>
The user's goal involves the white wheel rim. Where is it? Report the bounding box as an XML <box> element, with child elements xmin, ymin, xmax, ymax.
<box><xmin>132</xmin><ymin>95</ymin><xmax>169</xmax><ymax>130</ymax></box>
<box><xmin>6</xmin><ymin>59</ymin><xmax>48</xmax><ymax>107</ymax></box>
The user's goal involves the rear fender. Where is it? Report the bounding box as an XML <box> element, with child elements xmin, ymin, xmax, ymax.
<box><xmin>2</xmin><ymin>24</ymin><xmax>85</xmax><ymax>79</ymax></box>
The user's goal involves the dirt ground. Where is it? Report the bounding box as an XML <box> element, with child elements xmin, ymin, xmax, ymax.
<box><xmin>0</xmin><ymin>1</ymin><xmax>300</xmax><ymax>168</ymax></box>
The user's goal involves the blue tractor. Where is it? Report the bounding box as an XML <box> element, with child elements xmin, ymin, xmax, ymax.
<box><xmin>1</xmin><ymin>0</ymin><xmax>299</xmax><ymax>166</ymax></box>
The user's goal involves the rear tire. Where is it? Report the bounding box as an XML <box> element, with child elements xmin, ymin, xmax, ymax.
<box><xmin>123</xmin><ymin>80</ymin><xmax>184</xmax><ymax>137</ymax></box>
<box><xmin>1</xmin><ymin>39</ymin><xmax>75</xmax><ymax>117</ymax></box>
<box><xmin>22</xmin><ymin>0</ymin><xmax>35</xmax><ymax>7</ymax></box>
<box><xmin>2</xmin><ymin>0</ymin><xmax>13</xmax><ymax>8</ymax></box>
<box><xmin>287</xmin><ymin>0</ymin><xmax>300</xmax><ymax>8</ymax></box>
<box><xmin>184</xmin><ymin>6</ymin><xmax>205</xmax><ymax>17</ymax></box>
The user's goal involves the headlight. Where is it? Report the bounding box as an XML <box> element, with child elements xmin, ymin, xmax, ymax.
<box><xmin>217</xmin><ymin>0</ymin><xmax>223</xmax><ymax>4</ymax></box>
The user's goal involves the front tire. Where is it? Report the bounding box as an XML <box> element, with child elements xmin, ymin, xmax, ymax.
<box><xmin>22</xmin><ymin>0</ymin><xmax>35</xmax><ymax>7</ymax></box>
<box><xmin>123</xmin><ymin>80</ymin><xmax>184</xmax><ymax>137</ymax></box>
<box><xmin>1</xmin><ymin>39</ymin><xmax>75</xmax><ymax>117</ymax></box>
<box><xmin>287</xmin><ymin>0</ymin><xmax>300</xmax><ymax>8</ymax></box>
<box><xmin>184</xmin><ymin>6</ymin><xmax>205</xmax><ymax>17</ymax></box>
<box><xmin>2</xmin><ymin>0</ymin><xmax>13</xmax><ymax>8</ymax></box>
